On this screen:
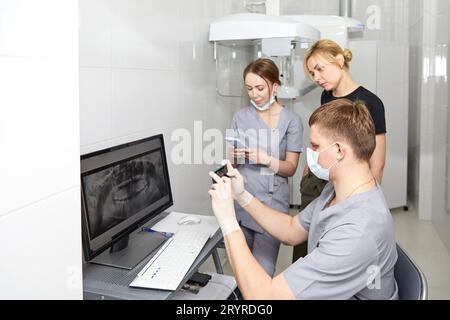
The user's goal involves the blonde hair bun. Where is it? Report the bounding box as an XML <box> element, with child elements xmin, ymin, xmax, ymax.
<box><xmin>303</xmin><ymin>39</ymin><xmax>353</xmax><ymax>75</ymax></box>
<box><xmin>343</xmin><ymin>49</ymin><xmax>353</xmax><ymax>63</ymax></box>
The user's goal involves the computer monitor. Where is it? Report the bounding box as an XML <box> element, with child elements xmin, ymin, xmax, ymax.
<box><xmin>81</xmin><ymin>134</ymin><xmax>173</xmax><ymax>270</ymax></box>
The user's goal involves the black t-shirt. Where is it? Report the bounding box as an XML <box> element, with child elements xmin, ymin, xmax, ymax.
<box><xmin>321</xmin><ymin>86</ymin><xmax>386</xmax><ymax>135</ymax></box>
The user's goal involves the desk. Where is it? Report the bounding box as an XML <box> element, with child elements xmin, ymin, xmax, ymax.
<box><xmin>83</xmin><ymin>212</ymin><xmax>224</xmax><ymax>300</ymax></box>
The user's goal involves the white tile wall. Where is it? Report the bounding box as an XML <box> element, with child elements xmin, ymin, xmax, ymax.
<box><xmin>111</xmin><ymin>69</ymin><xmax>178</xmax><ymax>136</ymax></box>
<box><xmin>0</xmin><ymin>57</ymin><xmax>79</xmax><ymax>216</ymax></box>
<box><xmin>280</xmin><ymin>0</ymin><xmax>409</xmax><ymax>44</ymax></box>
<box><xmin>281</xmin><ymin>0</ymin><xmax>339</xmax><ymax>15</ymax></box>
<box><xmin>416</xmin><ymin>0</ymin><xmax>449</xmax><ymax>221</ymax></box>
<box><xmin>79</xmin><ymin>0</ymin><xmax>112</xmax><ymax>67</ymax></box>
<box><xmin>351</xmin><ymin>0</ymin><xmax>409</xmax><ymax>43</ymax></box>
<box><xmin>79</xmin><ymin>0</ymin><xmax>242</xmax><ymax>216</ymax></box>
<box><xmin>406</xmin><ymin>0</ymin><xmax>450</xmax><ymax>253</ymax></box>
<box><xmin>79</xmin><ymin>68</ymin><xmax>112</xmax><ymax>146</ymax></box>
<box><xmin>179</xmin><ymin>41</ymin><xmax>204</xmax><ymax>72</ymax></box>
<box><xmin>0</xmin><ymin>187</ymin><xmax>82</xmax><ymax>299</ymax></box>
<box><xmin>0</xmin><ymin>0</ymin><xmax>78</xmax><ymax>59</ymax></box>
<box><xmin>0</xmin><ymin>0</ymin><xmax>81</xmax><ymax>299</ymax></box>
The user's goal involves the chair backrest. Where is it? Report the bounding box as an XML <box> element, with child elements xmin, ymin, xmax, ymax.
<box><xmin>394</xmin><ymin>244</ymin><xmax>427</xmax><ymax>300</ymax></box>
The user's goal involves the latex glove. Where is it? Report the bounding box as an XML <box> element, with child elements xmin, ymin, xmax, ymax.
<box><xmin>245</xmin><ymin>148</ymin><xmax>272</xmax><ymax>166</ymax></box>
<box><xmin>209</xmin><ymin>171</ymin><xmax>240</xmax><ymax>236</ymax></box>
<box><xmin>223</xmin><ymin>160</ymin><xmax>253</xmax><ymax>208</ymax></box>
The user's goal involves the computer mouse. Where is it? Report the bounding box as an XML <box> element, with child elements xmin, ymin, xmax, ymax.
<box><xmin>177</xmin><ymin>216</ymin><xmax>202</xmax><ymax>225</ymax></box>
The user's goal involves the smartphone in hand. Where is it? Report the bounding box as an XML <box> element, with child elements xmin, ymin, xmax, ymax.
<box><xmin>212</xmin><ymin>164</ymin><xmax>228</xmax><ymax>184</ymax></box>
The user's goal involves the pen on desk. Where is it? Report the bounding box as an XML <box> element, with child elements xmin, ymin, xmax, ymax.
<box><xmin>141</xmin><ymin>226</ymin><xmax>174</xmax><ymax>238</ymax></box>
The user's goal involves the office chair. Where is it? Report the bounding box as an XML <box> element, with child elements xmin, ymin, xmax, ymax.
<box><xmin>394</xmin><ymin>244</ymin><xmax>428</xmax><ymax>300</ymax></box>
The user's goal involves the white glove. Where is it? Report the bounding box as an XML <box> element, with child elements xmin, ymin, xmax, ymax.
<box><xmin>209</xmin><ymin>171</ymin><xmax>240</xmax><ymax>236</ymax></box>
<box><xmin>223</xmin><ymin>160</ymin><xmax>254</xmax><ymax>208</ymax></box>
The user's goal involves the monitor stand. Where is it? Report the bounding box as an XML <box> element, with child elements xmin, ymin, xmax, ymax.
<box><xmin>90</xmin><ymin>228</ymin><xmax>167</xmax><ymax>270</ymax></box>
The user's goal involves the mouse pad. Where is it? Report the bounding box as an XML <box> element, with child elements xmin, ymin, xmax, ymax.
<box><xmin>150</xmin><ymin>211</ymin><xmax>219</xmax><ymax>237</ymax></box>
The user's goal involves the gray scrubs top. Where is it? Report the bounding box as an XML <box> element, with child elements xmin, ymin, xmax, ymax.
<box><xmin>230</xmin><ymin>106</ymin><xmax>303</xmax><ymax>233</ymax></box>
<box><xmin>284</xmin><ymin>183</ymin><xmax>398</xmax><ymax>300</ymax></box>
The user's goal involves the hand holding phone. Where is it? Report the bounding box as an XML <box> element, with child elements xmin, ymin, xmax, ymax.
<box><xmin>212</xmin><ymin>164</ymin><xmax>228</xmax><ymax>184</ymax></box>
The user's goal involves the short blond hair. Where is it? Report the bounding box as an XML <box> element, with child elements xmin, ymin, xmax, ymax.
<box><xmin>303</xmin><ymin>39</ymin><xmax>353</xmax><ymax>78</ymax></box>
<box><xmin>309</xmin><ymin>99</ymin><xmax>375</xmax><ymax>162</ymax></box>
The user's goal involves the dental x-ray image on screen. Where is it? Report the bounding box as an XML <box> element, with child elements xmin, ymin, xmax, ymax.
<box><xmin>81</xmin><ymin>134</ymin><xmax>173</xmax><ymax>268</ymax></box>
<box><xmin>82</xmin><ymin>151</ymin><xmax>169</xmax><ymax>239</ymax></box>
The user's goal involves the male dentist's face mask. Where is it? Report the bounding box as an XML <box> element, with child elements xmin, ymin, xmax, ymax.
<box><xmin>307</xmin><ymin>143</ymin><xmax>340</xmax><ymax>181</ymax></box>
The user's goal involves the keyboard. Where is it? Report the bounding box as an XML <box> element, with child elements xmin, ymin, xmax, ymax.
<box><xmin>129</xmin><ymin>228</ymin><xmax>210</xmax><ymax>291</ymax></box>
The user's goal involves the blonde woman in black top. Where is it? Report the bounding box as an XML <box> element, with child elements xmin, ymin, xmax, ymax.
<box><xmin>293</xmin><ymin>39</ymin><xmax>387</xmax><ymax>262</ymax></box>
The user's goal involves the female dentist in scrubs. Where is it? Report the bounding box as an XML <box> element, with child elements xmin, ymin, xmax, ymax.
<box><xmin>228</xmin><ymin>58</ymin><xmax>304</xmax><ymax>276</ymax></box>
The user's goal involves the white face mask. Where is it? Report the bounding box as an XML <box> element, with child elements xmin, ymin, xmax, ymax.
<box><xmin>251</xmin><ymin>95</ymin><xmax>276</xmax><ymax>111</ymax></box>
<box><xmin>306</xmin><ymin>143</ymin><xmax>340</xmax><ymax>181</ymax></box>
<box><xmin>250</xmin><ymin>84</ymin><xmax>277</xmax><ymax>111</ymax></box>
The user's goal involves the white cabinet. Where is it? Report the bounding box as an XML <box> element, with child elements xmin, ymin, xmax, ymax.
<box><xmin>349</xmin><ymin>41</ymin><xmax>409</xmax><ymax>209</ymax></box>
